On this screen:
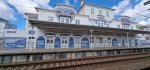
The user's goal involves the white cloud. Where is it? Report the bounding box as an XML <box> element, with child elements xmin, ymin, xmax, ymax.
<box><xmin>0</xmin><ymin>0</ymin><xmax>52</xmax><ymax>20</ymax></box>
<box><xmin>112</xmin><ymin>0</ymin><xmax>130</xmax><ymax>15</ymax></box>
<box><xmin>113</xmin><ymin>0</ymin><xmax>150</xmax><ymax>25</ymax></box>
<box><xmin>7</xmin><ymin>0</ymin><xmax>52</xmax><ymax>15</ymax></box>
<box><xmin>0</xmin><ymin>1</ymin><xmax>16</xmax><ymax>20</ymax></box>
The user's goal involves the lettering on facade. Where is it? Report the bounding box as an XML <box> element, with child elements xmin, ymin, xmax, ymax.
<box><xmin>7</xmin><ymin>31</ymin><xmax>16</xmax><ymax>33</ymax></box>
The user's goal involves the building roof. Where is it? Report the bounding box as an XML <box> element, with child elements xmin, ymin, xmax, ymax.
<box><xmin>54</xmin><ymin>3</ymin><xmax>75</xmax><ymax>9</ymax></box>
<box><xmin>35</xmin><ymin>7</ymin><xmax>58</xmax><ymax>12</ymax></box>
<box><xmin>78</xmin><ymin>3</ymin><xmax>116</xmax><ymax>13</ymax></box>
<box><xmin>119</xmin><ymin>15</ymin><xmax>131</xmax><ymax>18</ymax></box>
<box><xmin>29</xmin><ymin>19</ymin><xmax>150</xmax><ymax>36</ymax></box>
<box><xmin>24</xmin><ymin>13</ymin><xmax>38</xmax><ymax>16</ymax></box>
<box><xmin>0</xmin><ymin>18</ymin><xmax>9</xmax><ymax>23</ymax></box>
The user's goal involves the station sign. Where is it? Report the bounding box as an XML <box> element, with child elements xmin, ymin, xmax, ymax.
<box><xmin>29</xmin><ymin>30</ymin><xmax>35</xmax><ymax>35</ymax></box>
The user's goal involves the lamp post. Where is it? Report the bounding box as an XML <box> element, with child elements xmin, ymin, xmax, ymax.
<box><xmin>126</xmin><ymin>32</ymin><xmax>129</xmax><ymax>48</ymax></box>
<box><xmin>90</xmin><ymin>29</ymin><xmax>93</xmax><ymax>49</ymax></box>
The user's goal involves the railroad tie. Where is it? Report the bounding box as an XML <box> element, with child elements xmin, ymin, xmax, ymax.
<box><xmin>21</xmin><ymin>66</ymin><xmax>26</xmax><ymax>70</ymax></box>
<box><xmin>77</xmin><ymin>61</ymin><xmax>80</xmax><ymax>64</ymax></box>
<box><xmin>29</xmin><ymin>65</ymin><xmax>34</xmax><ymax>70</ymax></box>
<box><xmin>85</xmin><ymin>60</ymin><xmax>89</xmax><ymax>63</ymax></box>
<box><xmin>13</xmin><ymin>67</ymin><xmax>18</xmax><ymax>70</ymax></box>
<box><xmin>50</xmin><ymin>63</ymin><xmax>53</xmax><ymax>68</ymax></box>
<box><xmin>36</xmin><ymin>64</ymin><xmax>40</xmax><ymax>69</ymax></box>
<box><xmin>44</xmin><ymin>64</ymin><xmax>47</xmax><ymax>68</ymax></box>
<box><xmin>72</xmin><ymin>61</ymin><xmax>75</xmax><ymax>65</ymax></box>
<box><xmin>81</xmin><ymin>60</ymin><xmax>85</xmax><ymax>64</ymax></box>
<box><xmin>67</xmin><ymin>62</ymin><xmax>70</xmax><ymax>66</ymax></box>
<box><xmin>57</xmin><ymin>62</ymin><xmax>58</xmax><ymax>67</ymax></box>
<box><xmin>6</xmin><ymin>67</ymin><xmax>11</xmax><ymax>70</ymax></box>
<box><xmin>0</xmin><ymin>68</ymin><xmax>3</xmax><ymax>70</ymax></box>
<box><xmin>62</xmin><ymin>62</ymin><xmax>65</xmax><ymax>66</ymax></box>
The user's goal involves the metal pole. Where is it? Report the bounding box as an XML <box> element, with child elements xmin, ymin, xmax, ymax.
<box><xmin>126</xmin><ymin>32</ymin><xmax>129</xmax><ymax>48</ymax></box>
<box><xmin>2</xmin><ymin>23</ymin><xmax>6</xmax><ymax>50</ymax></box>
<box><xmin>30</xmin><ymin>25</ymin><xmax>34</xmax><ymax>51</ymax></box>
<box><xmin>90</xmin><ymin>29</ymin><xmax>93</xmax><ymax>49</ymax></box>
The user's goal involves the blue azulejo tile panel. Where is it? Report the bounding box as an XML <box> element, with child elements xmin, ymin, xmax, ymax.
<box><xmin>36</xmin><ymin>36</ymin><xmax>45</xmax><ymax>48</ymax></box>
<box><xmin>4</xmin><ymin>37</ymin><xmax>26</xmax><ymax>49</ymax></box>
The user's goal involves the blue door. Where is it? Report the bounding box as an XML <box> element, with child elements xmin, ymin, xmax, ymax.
<box><xmin>129</xmin><ymin>39</ymin><xmax>132</xmax><ymax>46</ymax></box>
<box><xmin>54</xmin><ymin>37</ymin><xmax>60</xmax><ymax>48</ymax></box>
<box><xmin>135</xmin><ymin>39</ymin><xmax>138</xmax><ymax>46</ymax></box>
<box><xmin>81</xmin><ymin>37</ymin><xmax>89</xmax><ymax>48</ymax></box>
<box><xmin>112</xmin><ymin>38</ymin><xmax>118</xmax><ymax>46</ymax></box>
<box><xmin>122</xmin><ymin>39</ymin><xmax>125</xmax><ymax>46</ymax></box>
<box><xmin>69</xmin><ymin>37</ymin><xmax>74</xmax><ymax>48</ymax></box>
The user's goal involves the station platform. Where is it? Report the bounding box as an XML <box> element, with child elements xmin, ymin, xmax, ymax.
<box><xmin>0</xmin><ymin>46</ymin><xmax>150</xmax><ymax>55</ymax></box>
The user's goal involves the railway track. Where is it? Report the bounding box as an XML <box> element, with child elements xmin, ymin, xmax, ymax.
<box><xmin>0</xmin><ymin>52</ymin><xmax>150</xmax><ymax>70</ymax></box>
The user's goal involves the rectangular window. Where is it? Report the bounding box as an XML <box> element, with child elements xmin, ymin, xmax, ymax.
<box><xmin>61</xmin><ymin>18</ymin><xmax>64</xmax><ymax>23</ymax></box>
<box><xmin>75</xmin><ymin>20</ymin><xmax>80</xmax><ymax>24</ymax></box>
<box><xmin>90</xmin><ymin>37</ymin><xmax>94</xmax><ymax>43</ymax></box>
<box><xmin>108</xmin><ymin>38</ymin><xmax>111</xmax><ymax>43</ymax></box>
<box><xmin>91</xmin><ymin>21</ymin><xmax>95</xmax><ymax>25</ymax></box>
<box><xmin>107</xmin><ymin>23</ymin><xmax>109</xmax><ymax>27</ymax></box>
<box><xmin>99</xmin><ymin>10</ymin><xmax>102</xmax><ymax>15</ymax></box>
<box><xmin>66</xmin><ymin>19</ymin><xmax>70</xmax><ymax>23</ymax></box>
<box><xmin>106</xmin><ymin>12</ymin><xmax>109</xmax><ymax>17</ymax></box>
<box><xmin>62</xmin><ymin>36</ymin><xmax>68</xmax><ymax>43</ymax></box>
<box><xmin>101</xmin><ymin>23</ymin><xmax>103</xmax><ymax>27</ymax></box>
<box><xmin>98</xmin><ymin>22</ymin><xmax>100</xmax><ymax>26</ymax></box>
<box><xmin>47</xmin><ymin>36</ymin><xmax>53</xmax><ymax>43</ymax></box>
<box><xmin>117</xmin><ymin>25</ymin><xmax>120</xmax><ymax>28</ymax></box>
<box><xmin>126</xmin><ymin>25</ymin><xmax>129</xmax><ymax>29</ymax></box>
<box><xmin>131</xmin><ymin>26</ymin><xmax>133</xmax><ymax>29</ymax></box>
<box><xmin>48</xmin><ymin>16</ymin><xmax>53</xmax><ymax>22</ymax></box>
<box><xmin>91</xmin><ymin>9</ymin><xmax>94</xmax><ymax>15</ymax></box>
<box><xmin>99</xmin><ymin>38</ymin><xmax>103</xmax><ymax>43</ymax></box>
<box><xmin>75</xmin><ymin>37</ymin><xmax>80</xmax><ymax>43</ymax></box>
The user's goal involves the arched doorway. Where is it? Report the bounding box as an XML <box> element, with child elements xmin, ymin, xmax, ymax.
<box><xmin>129</xmin><ymin>39</ymin><xmax>132</xmax><ymax>46</ymax></box>
<box><xmin>122</xmin><ymin>39</ymin><xmax>125</xmax><ymax>46</ymax></box>
<box><xmin>54</xmin><ymin>37</ymin><xmax>60</xmax><ymax>48</ymax></box>
<box><xmin>69</xmin><ymin>37</ymin><xmax>74</xmax><ymax>48</ymax></box>
<box><xmin>135</xmin><ymin>39</ymin><xmax>138</xmax><ymax>46</ymax></box>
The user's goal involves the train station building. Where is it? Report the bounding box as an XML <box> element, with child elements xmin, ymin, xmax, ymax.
<box><xmin>2</xmin><ymin>0</ymin><xmax>149</xmax><ymax>50</ymax></box>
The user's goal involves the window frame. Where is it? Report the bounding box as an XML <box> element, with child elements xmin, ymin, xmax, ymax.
<box><xmin>48</xmin><ymin>16</ymin><xmax>53</xmax><ymax>22</ymax></box>
<box><xmin>106</xmin><ymin>12</ymin><xmax>109</xmax><ymax>17</ymax></box>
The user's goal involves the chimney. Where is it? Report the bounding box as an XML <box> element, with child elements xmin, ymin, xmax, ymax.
<box><xmin>81</xmin><ymin>0</ymin><xmax>84</xmax><ymax>6</ymax></box>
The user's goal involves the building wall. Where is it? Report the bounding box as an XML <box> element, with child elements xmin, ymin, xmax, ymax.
<box><xmin>38</xmin><ymin>9</ymin><xmax>58</xmax><ymax>22</ymax></box>
<box><xmin>78</xmin><ymin>5</ymin><xmax>85</xmax><ymax>14</ymax></box>
<box><xmin>84</xmin><ymin>4</ymin><xmax>114</xmax><ymax>21</ymax></box>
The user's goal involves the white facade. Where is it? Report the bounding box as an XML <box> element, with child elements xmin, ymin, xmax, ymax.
<box><xmin>3</xmin><ymin>2</ymin><xmax>147</xmax><ymax>49</ymax></box>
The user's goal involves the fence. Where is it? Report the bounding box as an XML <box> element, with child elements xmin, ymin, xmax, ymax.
<box><xmin>0</xmin><ymin>41</ymin><xmax>149</xmax><ymax>50</ymax></box>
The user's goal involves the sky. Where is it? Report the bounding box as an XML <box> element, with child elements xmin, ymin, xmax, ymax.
<box><xmin>0</xmin><ymin>0</ymin><xmax>150</xmax><ymax>29</ymax></box>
